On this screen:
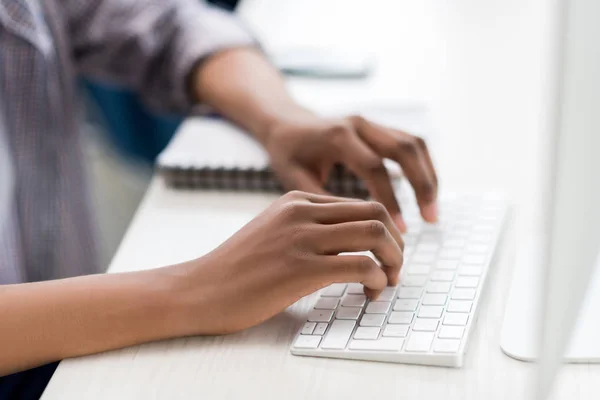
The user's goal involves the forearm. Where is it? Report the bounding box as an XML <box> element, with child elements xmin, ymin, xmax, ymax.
<box><xmin>192</xmin><ymin>48</ymin><xmax>317</xmax><ymax>144</ymax></box>
<box><xmin>0</xmin><ymin>268</ymin><xmax>188</xmax><ymax>376</ymax></box>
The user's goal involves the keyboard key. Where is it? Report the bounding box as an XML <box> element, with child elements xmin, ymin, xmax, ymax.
<box><xmin>433</xmin><ymin>338</ymin><xmax>461</xmax><ymax>353</ymax></box>
<box><xmin>397</xmin><ymin>288</ymin><xmax>423</xmax><ymax>299</ymax></box>
<box><xmin>405</xmin><ymin>332</ymin><xmax>435</xmax><ymax>352</ymax></box>
<box><xmin>412</xmin><ymin>253</ymin><xmax>436</xmax><ymax>264</ymax></box>
<box><xmin>421</xmin><ymin>223</ymin><xmax>444</xmax><ymax>233</ymax></box>
<box><xmin>450</xmin><ymin>229</ymin><xmax>470</xmax><ymax>239</ymax></box>
<box><xmin>322</xmin><ymin>284</ymin><xmax>347</xmax><ymax>297</ymax></box>
<box><xmin>473</xmin><ymin>224</ymin><xmax>494</xmax><ymax>233</ymax></box>
<box><xmin>314</xmin><ymin>297</ymin><xmax>340</xmax><ymax>310</ymax></box>
<box><xmin>403</xmin><ymin>235</ymin><xmax>418</xmax><ymax>246</ymax></box>
<box><xmin>349</xmin><ymin>338</ymin><xmax>405</xmax><ymax>351</ymax></box>
<box><xmin>383</xmin><ymin>324</ymin><xmax>410</xmax><ymax>337</ymax></box>
<box><xmin>401</xmin><ymin>276</ymin><xmax>428</xmax><ymax>287</ymax></box>
<box><xmin>341</xmin><ymin>294</ymin><xmax>367</xmax><ymax>307</ymax></box>
<box><xmin>438</xmin><ymin>326</ymin><xmax>465</xmax><ymax>339</ymax></box>
<box><xmin>314</xmin><ymin>322</ymin><xmax>329</xmax><ymax>335</ymax></box>
<box><xmin>377</xmin><ymin>287</ymin><xmax>397</xmax><ymax>302</ymax></box>
<box><xmin>436</xmin><ymin>260</ymin><xmax>459</xmax><ymax>270</ymax></box>
<box><xmin>426</xmin><ymin>282</ymin><xmax>451</xmax><ymax>294</ymax></box>
<box><xmin>471</xmin><ymin>233</ymin><xmax>493</xmax><ymax>243</ymax></box>
<box><xmin>443</xmin><ymin>313</ymin><xmax>469</xmax><ymax>326</ymax></box>
<box><xmin>443</xmin><ymin>238</ymin><xmax>466</xmax><ymax>249</ymax></box>
<box><xmin>466</xmin><ymin>244</ymin><xmax>488</xmax><ymax>254</ymax></box>
<box><xmin>294</xmin><ymin>335</ymin><xmax>322</xmax><ymax>349</ymax></box>
<box><xmin>421</xmin><ymin>233</ymin><xmax>443</xmax><ymax>243</ymax></box>
<box><xmin>462</xmin><ymin>254</ymin><xmax>486</xmax><ymax>265</ymax></box>
<box><xmin>354</xmin><ymin>327</ymin><xmax>381</xmax><ymax>340</ymax></box>
<box><xmin>439</xmin><ymin>249</ymin><xmax>462</xmax><ymax>259</ymax></box>
<box><xmin>336</xmin><ymin>307</ymin><xmax>362</xmax><ymax>320</ymax></box>
<box><xmin>321</xmin><ymin>320</ymin><xmax>356</xmax><ymax>349</ymax></box>
<box><xmin>447</xmin><ymin>300</ymin><xmax>472</xmax><ymax>313</ymax></box>
<box><xmin>455</xmin><ymin>277</ymin><xmax>480</xmax><ymax>288</ymax></box>
<box><xmin>418</xmin><ymin>306</ymin><xmax>444</xmax><ymax>319</ymax></box>
<box><xmin>430</xmin><ymin>271</ymin><xmax>455</xmax><ymax>282</ymax></box>
<box><xmin>365</xmin><ymin>301</ymin><xmax>391</xmax><ymax>314</ymax></box>
<box><xmin>388</xmin><ymin>311</ymin><xmax>414</xmax><ymax>324</ymax></box>
<box><xmin>346</xmin><ymin>283</ymin><xmax>364</xmax><ymax>294</ymax></box>
<box><xmin>360</xmin><ymin>314</ymin><xmax>386</xmax><ymax>327</ymax></box>
<box><xmin>407</xmin><ymin>264</ymin><xmax>431</xmax><ymax>275</ymax></box>
<box><xmin>308</xmin><ymin>309</ymin><xmax>334</xmax><ymax>322</ymax></box>
<box><xmin>459</xmin><ymin>266</ymin><xmax>483</xmax><ymax>276</ymax></box>
<box><xmin>413</xmin><ymin>318</ymin><xmax>439</xmax><ymax>332</ymax></box>
<box><xmin>416</xmin><ymin>243</ymin><xmax>440</xmax><ymax>253</ymax></box>
<box><xmin>451</xmin><ymin>288</ymin><xmax>477</xmax><ymax>300</ymax></box>
<box><xmin>301</xmin><ymin>322</ymin><xmax>316</xmax><ymax>335</ymax></box>
<box><xmin>393</xmin><ymin>299</ymin><xmax>419</xmax><ymax>311</ymax></box>
<box><xmin>453</xmin><ymin>220</ymin><xmax>472</xmax><ymax>230</ymax></box>
<box><xmin>422</xmin><ymin>294</ymin><xmax>447</xmax><ymax>306</ymax></box>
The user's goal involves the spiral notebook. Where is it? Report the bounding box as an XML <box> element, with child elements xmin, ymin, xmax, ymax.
<box><xmin>157</xmin><ymin>104</ymin><xmax>433</xmax><ymax>198</ymax></box>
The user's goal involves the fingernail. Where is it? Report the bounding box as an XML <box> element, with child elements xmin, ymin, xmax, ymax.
<box><xmin>394</xmin><ymin>214</ymin><xmax>407</xmax><ymax>233</ymax></box>
<box><xmin>422</xmin><ymin>202</ymin><xmax>439</xmax><ymax>223</ymax></box>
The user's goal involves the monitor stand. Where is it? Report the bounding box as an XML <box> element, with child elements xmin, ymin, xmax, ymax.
<box><xmin>501</xmin><ymin>233</ymin><xmax>600</xmax><ymax>362</ymax></box>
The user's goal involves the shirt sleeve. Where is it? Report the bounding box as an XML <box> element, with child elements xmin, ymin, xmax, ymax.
<box><xmin>62</xmin><ymin>0</ymin><xmax>256</xmax><ymax>113</ymax></box>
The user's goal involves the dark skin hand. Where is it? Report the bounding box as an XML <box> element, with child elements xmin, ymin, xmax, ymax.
<box><xmin>176</xmin><ymin>190</ymin><xmax>405</xmax><ymax>334</ymax></box>
<box><xmin>265</xmin><ymin>115</ymin><xmax>439</xmax><ymax>231</ymax></box>
<box><xmin>194</xmin><ymin>48</ymin><xmax>439</xmax><ymax>230</ymax></box>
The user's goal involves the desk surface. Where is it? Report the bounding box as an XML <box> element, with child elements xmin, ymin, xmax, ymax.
<box><xmin>43</xmin><ymin>0</ymin><xmax>600</xmax><ymax>398</ymax></box>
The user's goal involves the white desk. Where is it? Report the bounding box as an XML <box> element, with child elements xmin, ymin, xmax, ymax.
<box><xmin>43</xmin><ymin>0</ymin><xmax>600</xmax><ymax>398</ymax></box>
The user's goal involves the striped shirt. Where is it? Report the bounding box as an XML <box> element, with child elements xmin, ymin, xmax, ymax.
<box><xmin>0</xmin><ymin>0</ymin><xmax>253</xmax><ymax>284</ymax></box>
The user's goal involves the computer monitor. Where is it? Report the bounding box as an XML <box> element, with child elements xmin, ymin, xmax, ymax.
<box><xmin>533</xmin><ymin>0</ymin><xmax>600</xmax><ymax>398</ymax></box>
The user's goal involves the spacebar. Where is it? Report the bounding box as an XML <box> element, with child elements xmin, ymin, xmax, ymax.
<box><xmin>321</xmin><ymin>320</ymin><xmax>356</xmax><ymax>349</ymax></box>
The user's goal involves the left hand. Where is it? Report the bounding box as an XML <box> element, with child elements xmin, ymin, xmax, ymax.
<box><xmin>264</xmin><ymin>115</ymin><xmax>439</xmax><ymax>232</ymax></box>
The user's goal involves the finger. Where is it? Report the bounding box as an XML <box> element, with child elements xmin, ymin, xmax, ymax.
<box><xmin>314</xmin><ymin>221</ymin><xmax>404</xmax><ymax>287</ymax></box>
<box><xmin>274</xmin><ymin>163</ymin><xmax>331</xmax><ymax>196</ymax></box>
<box><xmin>336</xmin><ymin>133</ymin><xmax>406</xmax><ymax>232</ymax></box>
<box><xmin>303</xmin><ymin>192</ymin><xmax>361</xmax><ymax>204</ymax></box>
<box><xmin>354</xmin><ymin>117</ymin><xmax>438</xmax><ymax>222</ymax></box>
<box><xmin>309</xmin><ymin>201</ymin><xmax>404</xmax><ymax>251</ymax></box>
<box><xmin>420</xmin><ymin>145</ymin><xmax>439</xmax><ymax>221</ymax></box>
<box><xmin>322</xmin><ymin>255</ymin><xmax>388</xmax><ymax>299</ymax></box>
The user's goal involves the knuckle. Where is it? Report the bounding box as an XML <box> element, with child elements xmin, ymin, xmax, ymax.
<box><xmin>356</xmin><ymin>256</ymin><xmax>376</xmax><ymax>275</ymax></box>
<box><xmin>396</xmin><ymin>138</ymin><xmax>419</xmax><ymax>156</ymax></box>
<box><xmin>414</xmin><ymin>136</ymin><xmax>428</xmax><ymax>150</ymax></box>
<box><xmin>348</xmin><ymin>114</ymin><xmax>366</xmax><ymax>127</ymax></box>
<box><xmin>279</xmin><ymin>200</ymin><xmax>309</xmax><ymax>220</ymax></box>
<box><xmin>359</xmin><ymin>156</ymin><xmax>386</xmax><ymax>176</ymax></box>
<box><xmin>366</xmin><ymin>201</ymin><xmax>388</xmax><ymax>220</ymax></box>
<box><xmin>285</xmin><ymin>190</ymin><xmax>308</xmax><ymax>200</ymax></box>
<box><xmin>325</xmin><ymin>121</ymin><xmax>353</xmax><ymax>146</ymax></box>
<box><xmin>365</xmin><ymin>220</ymin><xmax>387</xmax><ymax>238</ymax></box>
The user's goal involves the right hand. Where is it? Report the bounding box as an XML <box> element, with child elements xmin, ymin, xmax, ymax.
<box><xmin>172</xmin><ymin>190</ymin><xmax>404</xmax><ymax>335</ymax></box>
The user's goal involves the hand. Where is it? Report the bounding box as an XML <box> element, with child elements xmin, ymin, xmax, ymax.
<box><xmin>172</xmin><ymin>191</ymin><xmax>404</xmax><ymax>335</ymax></box>
<box><xmin>264</xmin><ymin>115</ymin><xmax>439</xmax><ymax>232</ymax></box>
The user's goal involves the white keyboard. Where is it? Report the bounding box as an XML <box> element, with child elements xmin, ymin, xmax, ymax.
<box><xmin>290</xmin><ymin>192</ymin><xmax>507</xmax><ymax>367</ymax></box>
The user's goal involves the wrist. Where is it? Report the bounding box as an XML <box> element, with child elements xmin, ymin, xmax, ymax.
<box><xmin>154</xmin><ymin>258</ymin><xmax>215</xmax><ymax>337</ymax></box>
<box><xmin>257</xmin><ymin>105</ymin><xmax>319</xmax><ymax>147</ymax></box>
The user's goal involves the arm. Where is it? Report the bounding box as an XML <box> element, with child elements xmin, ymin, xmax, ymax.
<box><xmin>0</xmin><ymin>192</ymin><xmax>403</xmax><ymax>376</ymax></box>
<box><xmin>0</xmin><ymin>269</ymin><xmax>186</xmax><ymax>376</ymax></box>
